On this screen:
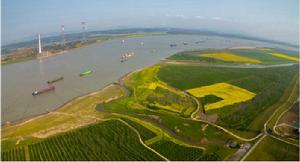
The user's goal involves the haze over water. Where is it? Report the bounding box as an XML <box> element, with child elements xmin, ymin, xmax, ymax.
<box><xmin>1</xmin><ymin>34</ymin><xmax>297</xmax><ymax>123</ymax></box>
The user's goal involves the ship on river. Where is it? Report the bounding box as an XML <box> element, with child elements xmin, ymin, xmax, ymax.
<box><xmin>47</xmin><ymin>76</ymin><xmax>64</xmax><ymax>84</ymax></box>
<box><xmin>32</xmin><ymin>85</ymin><xmax>55</xmax><ymax>96</ymax></box>
<box><xmin>79</xmin><ymin>70</ymin><xmax>93</xmax><ymax>77</ymax></box>
<box><xmin>120</xmin><ymin>52</ymin><xmax>134</xmax><ymax>62</ymax></box>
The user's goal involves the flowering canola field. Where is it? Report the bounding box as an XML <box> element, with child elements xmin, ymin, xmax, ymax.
<box><xmin>187</xmin><ymin>83</ymin><xmax>256</xmax><ymax>110</ymax></box>
<box><xmin>200</xmin><ymin>52</ymin><xmax>262</xmax><ymax>64</ymax></box>
<box><xmin>270</xmin><ymin>53</ymin><xmax>299</xmax><ymax>62</ymax></box>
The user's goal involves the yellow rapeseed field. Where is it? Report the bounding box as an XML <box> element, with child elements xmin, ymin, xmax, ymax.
<box><xmin>270</xmin><ymin>53</ymin><xmax>299</xmax><ymax>62</ymax></box>
<box><xmin>200</xmin><ymin>52</ymin><xmax>262</xmax><ymax>64</ymax></box>
<box><xmin>187</xmin><ymin>83</ymin><xmax>256</xmax><ymax>111</ymax></box>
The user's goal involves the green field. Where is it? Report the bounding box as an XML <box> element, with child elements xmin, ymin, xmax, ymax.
<box><xmin>150</xmin><ymin>139</ymin><xmax>206</xmax><ymax>160</ymax></box>
<box><xmin>167</xmin><ymin>48</ymin><xmax>298</xmax><ymax>64</ymax></box>
<box><xmin>157</xmin><ymin>64</ymin><xmax>299</xmax><ymax>137</ymax></box>
<box><xmin>246</xmin><ymin>136</ymin><xmax>299</xmax><ymax>160</ymax></box>
<box><xmin>2</xmin><ymin>120</ymin><xmax>163</xmax><ymax>161</ymax></box>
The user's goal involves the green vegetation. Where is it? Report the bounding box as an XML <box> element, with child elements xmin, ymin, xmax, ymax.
<box><xmin>150</xmin><ymin>139</ymin><xmax>204</xmax><ymax>161</ymax></box>
<box><xmin>158</xmin><ymin>64</ymin><xmax>299</xmax><ymax>136</ymax></box>
<box><xmin>1</xmin><ymin>147</ymin><xmax>26</xmax><ymax>161</ymax></box>
<box><xmin>103</xmin><ymin>66</ymin><xmax>196</xmax><ymax>117</ymax></box>
<box><xmin>246</xmin><ymin>136</ymin><xmax>299</xmax><ymax>161</ymax></box>
<box><xmin>121</xmin><ymin>118</ymin><xmax>157</xmax><ymax>141</ymax></box>
<box><xmin>167</xmin><ymin>48</ymin><xmax>298</xmax><ymax>64</ymax></box>
<box><xmin>3</xmin><ymin>120</ymin><xmax>163</xmax><ymax>161</ymax></box>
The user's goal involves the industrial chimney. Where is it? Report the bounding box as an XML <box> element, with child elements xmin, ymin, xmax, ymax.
<box><xmin>38</xmin><ymin>34</ymin><xmax>42</xmax><ymax>54</ymax></box>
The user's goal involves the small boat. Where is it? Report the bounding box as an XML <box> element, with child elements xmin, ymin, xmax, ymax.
<box><xmin>170</xmin><ymin>44</ymin><xmax>177</xmax><ymax>47</ymax></box>
<box><xmin>120</xmin><ymin>52</ymin><xmax>134</xmax><ymax>62</ymax></box>
<box><xmin>183</xmin><ymin>42</ymin><xmax>188</xmax><ymax>45</ymax></box>
<box><xmin>32</xmin><ymin>85</ymin><xmax>55</xmax><ymax>96</ymax></box>
<box><xmin>47</xmin><ymin>76</ymin><xmax>64</xmax><ymax>84</ymax></box>
<box><xmin>79</xmin><ymin>70</ymin><xmax>93</xmax><ymax>77</ymax></box>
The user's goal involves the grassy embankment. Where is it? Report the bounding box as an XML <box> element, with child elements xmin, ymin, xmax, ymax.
<box><xmin>1</xmin><ymin>84</ymin><xmax>125</xmax><ymax>151</ymax></box>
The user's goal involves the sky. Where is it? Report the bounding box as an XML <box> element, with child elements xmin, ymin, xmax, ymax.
<box><xmin>1</xmin><ymin>0</ymin><xmax>299</xmax><ymax>45</ymax></box>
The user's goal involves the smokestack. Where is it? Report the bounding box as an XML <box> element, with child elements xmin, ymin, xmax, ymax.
<box><xmin>38</xmin><ymin>34</ymin><xmax>42</xmax><ymax>54</ymax></box>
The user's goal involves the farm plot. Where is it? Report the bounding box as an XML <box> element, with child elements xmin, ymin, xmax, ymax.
<box><xmin>270</xmin><ymin>53</ymin><xmax>299</xmax><ymax>62</ymax></box>
<box><xmin>8</xmin><ymin>120</ymin><xmax>163</xmax><ymax>161</ymax></box>
<box><xmin>158</xmin><ymin>64</ymin><xmax>298</xmax><ymax>133</ymax></box>
<box><xmin>245</xmin><ymin>136</ymin><xmax>299</xmax><ymax>161</ymax></box>
<box><xmin>150</xmin><ymin>139</ymin><xmax>206</xmax><ymax>161</ymax></box>
<box><xmin>187</xmin><ymin>83</ymin><xmax>256</xmax><ymax>110</ymax></box>
<box><xmin>1</xmin><ymin>147</ymin><xmax>26</xmax><ymax>161</ymax></box>
<box><xmin>200</xmin><ymin>52</ymin><xmax>262</xmax><ymax>64</ymax></box>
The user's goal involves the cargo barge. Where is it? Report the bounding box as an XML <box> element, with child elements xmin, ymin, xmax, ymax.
<box><xmin>32</xmin><ymin>86</ymin><xmax>55</xmax><ymax>96</ymax></box>
<box><xmin>79</xmin><ymin>70</ymin><xmax>93</xmax><ymax>77</ymax></box>
<box><xmin>47</xmin><ymin>76</ymin><xmax>64</xmax><ymax>84</ymax></box>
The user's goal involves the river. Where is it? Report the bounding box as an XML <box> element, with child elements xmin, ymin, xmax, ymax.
<box><xmin>1</xmin><ymin>34</ymin><xmax>297</xmax><ymax>123</ymax></box>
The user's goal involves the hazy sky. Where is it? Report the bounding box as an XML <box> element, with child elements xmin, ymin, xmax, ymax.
<box><xmin>1</xmin><ymin>0</ymin><xmax>299</xmax><ymax>45</ymax></box>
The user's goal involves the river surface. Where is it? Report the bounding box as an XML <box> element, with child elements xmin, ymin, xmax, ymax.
<box><xmin>1</xmin><ymin>34</ymin><xmax>297</xmax><ymax>123</ymax></box>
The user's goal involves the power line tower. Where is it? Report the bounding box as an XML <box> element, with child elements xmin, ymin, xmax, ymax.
<box><xmin>81</xmin><ymin>22</ymin><xmax>87</xmax><ymax>43</ymax></box>
<box><xmin>61</xmin><ymin>25</ymin><xmax>65</xmax><ymax>47</ymax></box>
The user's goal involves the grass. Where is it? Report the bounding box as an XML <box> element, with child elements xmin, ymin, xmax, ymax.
<box><xmin>187</xmin><ymin>83</ymin><xmax>256</xmax><ymax>110</ymax></box>
<box><xmin>104</xmin><ymin>66</ymin><xmax>196</xmax><ymax>117</ymax></box>
<box><xmin>158</xmin><ymin>64</ymin><xmax>299</xmax><ymax>135</ymax></box>
<box><xmin>245</xmin><ymin>136</ymin><xmax>299</xmax><ymax>161</ymax></box>
<box><xmin>200</xmin><ymin>52</ymin><xmax>262</xmax><ymax>64</ymax></box>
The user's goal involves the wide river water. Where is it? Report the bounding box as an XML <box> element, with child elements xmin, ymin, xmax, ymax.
<box><xmin>1</xmin><ymin>34</ymin><xmax>297</xmax><ymax>123</ymax></box>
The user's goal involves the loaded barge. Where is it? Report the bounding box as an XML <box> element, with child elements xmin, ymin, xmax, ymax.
<box><xmin>47</xmin><ymin>77</ymin><xmax>64</xmax><ymax>84</ymax></box>
<box><xmin>32</xmin><ymin>85</ymin><xmax>55</xmax><ymax>96</ymax></box>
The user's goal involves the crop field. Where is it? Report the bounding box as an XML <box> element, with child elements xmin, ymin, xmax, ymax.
<box><xmin>158</xmin><ymin>64</ymin><xmax>299</xmax><ymax>133</ymax></box>
<box><xmin>150</xmin><ymin>139</ymin><xmax>206</xmax><ymax>161</ymax></box>
<box><xmin>167</xmin><ymin>48</ymin><xmax>298</xmax><ymax>64</ymax></box>
<box><xmin>120</xmin><ymin>118</ymin><xmax>157</xmax><ymax>141</ymax></box>
<box><xmin>245</xmin><ymin>136</ymin><xmax>299</xmax><ymax>161</ymax></box>
<box><xmin>270</xmin><ymin>52</ymin><xmax>299</xmax><ymax>61</ymax></box>
<box><xmin>1</xmin><ymin>147</ymin><xmax>26</xmax><ymax>161</ymax></box>
<box><xmin>200</xmin><ymin>52</ymin><xmax>262</xmax><ymax>64</ymax></box>
<box><xmin>2</xmin><ymin>120</ymin><xmax>163</xmax><ymax>161</ymax></box>
<box><xmin>187</xmin><ymin>83</ymin><xmax>256</xmax><ymax>110</ymax></box>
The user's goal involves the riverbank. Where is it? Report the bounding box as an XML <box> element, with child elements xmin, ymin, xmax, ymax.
<box><xmin>1</xmin><ymin>32</ymin><xmax>165</xmax><ymax>65</ymax></box>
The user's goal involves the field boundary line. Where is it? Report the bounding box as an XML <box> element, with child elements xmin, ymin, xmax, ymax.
<box><xmin>270</xmin><ymin>135</ymin><xmax>299</xmax><ymax>147</ymax></box>
<box><xmin>240</xmin><ymin>134</ymin><xmax>266</xmax><ymax>161</ymax></box>
<box><xmin>188</xmin><ymin>92</ymin><xmax>262</xmax><ymax>141</ymax></box>
<box><xmin>110</xmin><ymin>118</ymin><xmax>169</xmax><ymax>161</ymax></box>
